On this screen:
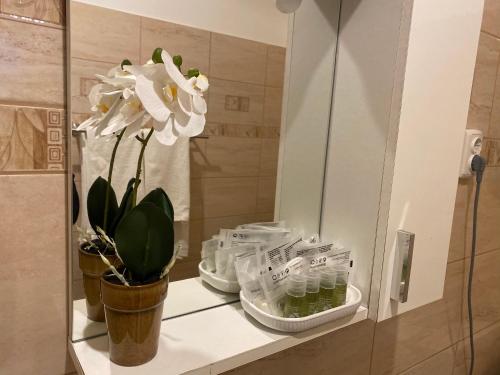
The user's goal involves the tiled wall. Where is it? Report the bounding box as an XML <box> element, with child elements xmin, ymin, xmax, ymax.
<box><xmin>1</xmin><ymin>1</ymin><xmax>499</xmax><ymax>375</ymax></box>
<box><xmin>0</xmin><ymin>1</ymin><xmax>72</xmax><ymax>374</ymax></box>
<box><xmin>70</xmin><ymin>2</ymin><xmax>284</xmax><ymax>282</ymax></box>
<box><xmin>225</xmin><ymin>2</ymin><xmax>500</xmax><ymax>374</ymax></box>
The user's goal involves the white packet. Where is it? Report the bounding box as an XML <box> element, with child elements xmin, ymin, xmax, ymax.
<box><xmin>215</xmin><ymin>244</ymin><xmax>255</xmax><ymax>278</ymax></box>
<box><xmin>304</xmin><ymin>246</ymin><xmax>351</xmax><ymax>273</ymax></box>
<box><xmin>255</xmin><ymin>236</ymin><xmax>303</xmax><ymax>276</ymax></box>
<box><xmin>234</xmin><ymin>252</ymin><xmax>262</xmax><ymax>301</ymax></box>
<box><xmin>224</xmin><ymin>245</ymin><xmax>256</xmax><ymax>281</ymax></box>
<box><xmin>219</xmin><ymin>228</ymin><xmax>290</xmax><ymax>249</ymax></box>
<box><xmin>201</xmin><ymin>239</ymin><xmax>218</xmax><ymax>273</ymax></box>
<box><xmin>259</xmin><ymin>257</ymin><xmax>307</xmax><ymax>316</ymax></box>
<box><xmin>237</xmin><ymin>221</ymin><xmax>286</xmax><ymax>230</ymax></box>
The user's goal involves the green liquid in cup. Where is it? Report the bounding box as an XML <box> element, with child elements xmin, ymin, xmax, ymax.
<box><xmin>284</xmin><ymin>293</ymin><xmax>307</xmax><ymax>318</ymax></box>
<box><xmin>333</xmin><ymin>283</ymin><xmax>347</xmax><ymax>307</ymax></box>
<box><xmin>318</xmin><ymin>286</ymin><xmax>336</xmax><ymax>311</ymax></box>
<box><xmin>306</xmin><ymin>291</ymin><xmax>320</xmax><ymax>315</ymax></box>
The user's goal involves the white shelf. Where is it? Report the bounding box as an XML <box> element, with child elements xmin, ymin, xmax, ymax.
<box><xmin>72</xmin><ymin>277</ymin><xmax>240</xmax><ymax>341</ymax></box>
<box><xmin>70</xmin><ymin>302</ymin><xmax>367</xmax><ymax>374</ymax></box>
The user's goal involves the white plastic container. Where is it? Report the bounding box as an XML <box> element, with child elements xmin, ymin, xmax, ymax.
<box><xmin>198</xmin><ymin>260</ymin><xmax>241</xmax><ymax>293</ymax></box>
<box><xmin>240</xmin><ymin>284</ymin><xmax>362</xmax><ymax>332</ymax></box>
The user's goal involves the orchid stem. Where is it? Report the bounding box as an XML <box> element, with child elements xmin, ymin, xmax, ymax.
<box><xmin>131</xmin><ymin>128</ymin><xmax>154</xmax><ymax>207</ymax></box>
<box><xmin>103</xmin><ymin>128</ymin><xmax>127</xmax><ymax>232</ymax></box>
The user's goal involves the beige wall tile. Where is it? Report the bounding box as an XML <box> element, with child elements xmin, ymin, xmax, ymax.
<box><xmin>260</xmin><ymin>138</ymin><xmax>280</xmax><ymax>177</ymax></box>
<box><xmin>192</xmin><ymin>177</ymin><xmax>258</xmax><ymax>219</ymax></box>
<box><xmin>190</xmin><ymin>137</ymin><xmax>207</xmax><ymax>179</ymax></box>
<box><xmin>0</xmin><ymin>18</ymin><xmax>64</xmax><ymax>106</ymax></box>
<box><xmin>140</xmin><ymin>18</ymin><xmax>210</xmax><ymax>72</ymax></box>
<box><xmin>207</xmin><ymin>79</ymin><xmax>265</xmax><ymax>125</ymax></box>
<box><xmin>71</xmin><ymin>58</ymin><xmax>115</xmax><ymax>115</ymax></box>
<box><xmin>467</xmin><ymin>33</ymin><xmax>500</xmax><ymax>136</ymax></box>
<box><xmin>263</xmin><ymin>86</ymin><xmax>283</xmax><ymax>127</ymax></box>
<box><xmin>463</xmin><ymin>321</ymin><xmax>500</xmax><ymax>374</ymax></box>
<box><xmin>0</xmin><ymin>174</ymin><xmax>71</xmax><ymax>375</ymax></box>
<box><xmin>489</xmin><ymin>69</ymin><xmax>500</xmax><ymax>138</ymax></box>
<box><xmin>484</xmin><ymin>138</ymin><xmax>500</xmax><ymax>166</ymax></box>
<box><xmin>400</xmin><ymin>342</ymin><xmax>466</xmax><ymax>375</ymax></box>
<box><xmin>448</xmin><ymin>179</ymin><xmax>474</xmax><ymax>263</ymax></box>
<box><xmin>210</xmin><ymin>33</ymin><xmax>267</xmax><ymax>85</ymax></box>
<box><xmin>224</xmin><ymin>320</ymin><xmax>374</xmax><ymax>375</ymax></box>
<box><xmin>257</xmin><ymin>176</ymin><xmax>276</xmax><ymax>214</ymax></box>
<box><xmin>266</xmin><ymin>46</ymin><xmax>286</xmax><ymax>88</ymax></box>
<box><xmin>194</xmin><ymin>136</ymin><xmax>261</xmax><ymax>178</ymax></box>
<box><xmin>475</xmin><ymin>167</ymin><xmax>500</xmax><ymax>253</ymax></box>
<box><xmin>462</xmin><ymin>248</ymin><xmax>500</xmax><ymax>334</ymax></box>
<box><xmin>71</xmin><ymin>2</ymin><xmax>140</xmax><ymax>64</ymax></box>
<box><xmin>1</xmin><ymin>0</ymin><xmax>65</xmax><ymax>25</ymax></box>
<box><xmin>190</xmin><ymin>177</ymin><xmax>204</xmax><ymax>220</ymax></box>
<box><xmin>169</xmin><ymin>258</ymin><xmax>200</xmax><ymax>282</ymax></box>
<box><xmin>449</xmin><ymin>167</ymin><xmax>500</xmax><ymax>261</ymax></box>
<box><xmin>371</xmin><ymin>260</ymin><xmax>465</xmax><ymax>375</ymax></box>
<box><xmin>482</xmin><ymin>0</ymin><xmax>500</xmax><ymax>39</ymax></box>
<box><xmin>0</xmin><ymin>105</ymin><xmax>65</xmax><ymax>172</ymax></box>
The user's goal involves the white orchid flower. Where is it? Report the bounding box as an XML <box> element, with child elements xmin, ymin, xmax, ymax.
<box><xmin>76</xmin><ymin>83</ymin><xmax>122</xmax><ymax>135</ymax></box>
<box><xmin>100</xmin><ymin>89</ymin><xmax>147</xmax><ymax>137</ymax></box>
<box><xmin>77</xmin><ymin>65</ymin><xmax>142</xmax><ymax>137</ymax></box>
<box><xmin>124</xmin><ymin>50</ymin><xmax>209</xmax><ymax>146</ymax></box>
<box><xmin>95</xmin><ymin>65</ymin><xmax>136</xmax><ymax>89</ymax></box>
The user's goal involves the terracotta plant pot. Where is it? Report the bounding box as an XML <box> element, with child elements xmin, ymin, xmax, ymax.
<box><xmin>100</xmin><ymin>273</ymin><xmax>168</xmax><ymax>366</ymax></box>
<box><xmin>78</xmin><ymin>246</ymin><xmax>119</xmax><ymax>322</ymax></box>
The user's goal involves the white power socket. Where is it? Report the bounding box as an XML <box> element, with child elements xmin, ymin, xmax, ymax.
<box><xmin>459</xmin><ymin>129</ymin><xmax>483</xmax><ymax>178</ymax></box>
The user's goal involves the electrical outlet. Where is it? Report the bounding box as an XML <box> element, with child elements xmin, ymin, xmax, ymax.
<box><xmin>459</xmin><ymin>129</ymin><xmax>483</xmax><ymax>178</ymax></box>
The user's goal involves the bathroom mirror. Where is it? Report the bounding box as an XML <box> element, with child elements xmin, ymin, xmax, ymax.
<box><xmin>68</xmin><ymin>0</ymin><xmax>294</xmax><ymax>341</ymax></box>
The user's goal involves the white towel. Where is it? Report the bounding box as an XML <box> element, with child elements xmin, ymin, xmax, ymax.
<box><xmin>79</xmin><ymin>128</ymin><xmax>190</xmax><ymax>257</ymax></box>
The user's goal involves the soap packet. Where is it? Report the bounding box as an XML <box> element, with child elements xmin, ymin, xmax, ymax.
<box><xmin>255</xmin><ymin>235</ymin><xmax>304</xmax><ymax>276</ymax></box>
<box><xmin>234</xmin><ymin>251</ymin><xmax>261</xmax><ymax>302</ymax></box>
<box><xmin>218</xmin><ymin>228</ymin><xmax>291</xmax><ymax>249</ymax></box>
<box><xmin>301</xmin><ymin>243</ymin><xmax>351</xmax><ymax>273</ymax></box>
<box><xmin>237</xmin><ymin>221</ymin><xmax>287</xmax><ymax>231</ymax></box>
<box><xmin>215</xmin><ymin>244</ymin><xmax>256</xmax><ymax>280</ymax></box>
<box><xmin>201</xmin><ymin>238</ymin><xmax>218</xmax><ymax>273</ymax></box>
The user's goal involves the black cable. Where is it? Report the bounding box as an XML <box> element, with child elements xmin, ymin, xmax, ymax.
<box><xmin>467</xmin><ymin>155</ymin><xmax>486</xmax><ymax>375</ymax></box>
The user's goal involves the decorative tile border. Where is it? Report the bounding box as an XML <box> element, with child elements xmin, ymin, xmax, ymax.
<box><xmin>72</xmin><ymin>115</ymin><xmax>281</xmax><ymax>140</ymax></box>
<box><xmin>0</xmin><ymin>0</ymin><xmax>65</xmax><ymax>28</ymax></box>
<box><xmin>201</xmin><ymin>123</ymin><xmax>280</xmax><ymax>139</ymax></box>
<box><xmin>0</xmin><ymin>104</ymin><xmax>66</xmax><ymax>172</ymax></box>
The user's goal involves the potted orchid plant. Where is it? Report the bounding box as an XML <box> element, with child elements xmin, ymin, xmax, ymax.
<box><xmin>76</xmin><ymin>48</ymin><xmax>209</xmax><ymax>365</ymax></box>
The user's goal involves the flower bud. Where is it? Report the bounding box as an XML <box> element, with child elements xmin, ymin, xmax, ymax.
<box><xmin>152</xmin><ymin>48</ymin><xmax>163</xmax><ymax>64</ymax></box>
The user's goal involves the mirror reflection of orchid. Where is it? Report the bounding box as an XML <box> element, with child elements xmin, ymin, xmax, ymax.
<box><xmin>78</xmin><ymin>48</ymin><xmax>209</xmax><ymax>285</ymax></box>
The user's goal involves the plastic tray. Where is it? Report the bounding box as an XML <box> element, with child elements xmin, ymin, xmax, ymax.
<box><xmin>240</xmin><ymin>284</ymin><xmax>362</xmax><ymax>332</ymax></box>
<box><xmin>198</xmin><ymin>260</ymin><xmax>241</xmax><ymax>294</ymax></box>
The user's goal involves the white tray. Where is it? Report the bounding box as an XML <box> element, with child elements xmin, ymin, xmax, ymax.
<box><xmin>240</xmin><ymin>284</ymin><xmax>362</xmax><ymax>332</ymax></box>
<box><xmin>198</xmin><ymin>260</ymin><xmax>241</xmax><ymax>294</ymax></box>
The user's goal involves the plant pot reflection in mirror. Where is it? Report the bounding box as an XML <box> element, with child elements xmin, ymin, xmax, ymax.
<box><xmin>100</xmin><ymin>272</ymin><xmax>168</xmax><ymax>366</ymax></box>
<box><xmin>78</xmin><ymin>244</ymin><xmax>120</xmax><ymax>322</ymax></box>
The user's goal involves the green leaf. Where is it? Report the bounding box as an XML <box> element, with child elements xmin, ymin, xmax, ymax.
<box><xmin>87</xmin><ymin>177</ymin><xmax>118</xmax><ymax>235</ymax></box>
<box><xmin>108</xmin><ymin>178</ymin><xmax>136</xmax><ymax>237</ymax></box>
<box><xmin>187</xmin><ymin>68</ymin><xmax>199</xmax><ymax>78</ymax></box>
<box><xmin>140</xmin><ymin>188</ymin><xmax>174</xmax><ymax>222</ymax></box>
<box><xmin>152</xmin><ymin>48</ymin><xmax>163</xmax><ymax>64</ymax></box>
<box><xmin>121</xmin><ymin>59</ymin><xmax>132</xmax><ymax>70</ymax></box>
<box><xmin>115</xmin><ymin>202</ymin><xmax>174</xmax><ymax>282</ymax></box>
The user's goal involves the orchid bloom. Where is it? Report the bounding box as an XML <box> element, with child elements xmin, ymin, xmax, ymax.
<box><xmin>76</xmin><ymin>65</ymin><xmax>140</xmax><ymax>137</ymax></box>
<box><xmin>124</xmin><ymin>50</ymin><xmax>209</xmax><ymax>146</ymax></box>
<box><xmin>76</xmin><ymin>82</ymin><xmax>122</xmax><ymax>135</ymax></box>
